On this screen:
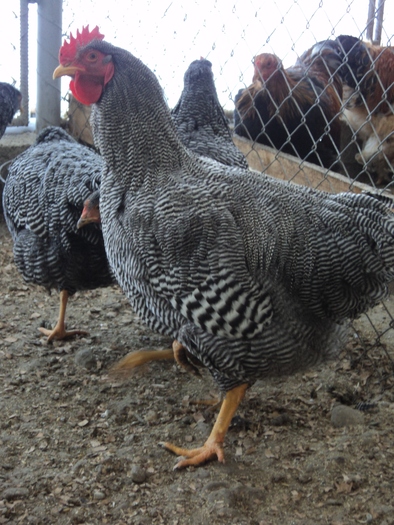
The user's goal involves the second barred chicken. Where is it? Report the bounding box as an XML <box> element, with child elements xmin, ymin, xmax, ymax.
<box><xmin>171</xmin><ymin>58</ymin><xmax>248</xmax><ymax>169</ymax></box>
<box><xmin>2</xmin><ymin>126</ymin><xmax>116</xmax><ymax>341</ymax></box>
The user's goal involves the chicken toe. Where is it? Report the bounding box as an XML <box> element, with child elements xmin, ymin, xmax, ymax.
<box><xmin>39</xmin><ymin>290</ymin><xmax>88</xmax><ymax>342</ymax></box>
<box><xmin>160</xmin><ymin>383</ymin><xmax>248</xmax><ymax>468</ymax></box>
<box><xmin>39</xmin><ymin>325</ymin><xmax>88</xmax><ymax>342</ymax></box>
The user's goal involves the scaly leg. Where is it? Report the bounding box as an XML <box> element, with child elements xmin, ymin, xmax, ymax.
<box><xmin>38</xmin><ymin>290</ymin><xmax>88</xmax><ymax>342</ymax></box>
<box><xmin>110</xmin><ymin>348</ymin><xmax>175</xmax><ymax>377</ymax></box>
<box><xmin>160</xmin><ymin>383</ymin><xmax>248</xmax><ymax>469</ymax></box>
<box><xmin>110</xmin><ymin>340</ymin><xmax>201</xmax><ymax>378</ymax></box>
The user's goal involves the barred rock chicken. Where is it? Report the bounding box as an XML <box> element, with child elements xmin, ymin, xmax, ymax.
<box><xmin>234</xmin><ymin>42</ymin><xmax>343</xmax><ymax>170</ymax></box>
<box><xmin>0</xmin><ymin>82</ymin><xmax>22</xmax><ymax>139</ymax></box>
<box><xmin>2</xmin><ymin>126</ymin><xmax>115</xmax><ymax>341</ymax></box>
<box><xmin>171</xmin><ymin>58</ymin><xmax>248</xmax><ymax>169</ymax></box>
<box><xmin>54</xmin><ymin>26</ymin><xmax>394</xmax><ymax>469</ymax></box>
<box><xmin>336</xmin><ymin>35</ymin><xmax>394</xmax><ymax>181</ymax></box>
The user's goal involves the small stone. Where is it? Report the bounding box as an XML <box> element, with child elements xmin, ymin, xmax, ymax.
<box><xmin>331</xmin><ymin>404</ymin><xmax>364</xmax><ymax>428</ymax></box>
<box><xmin>93</xmin><ymin>490</ymin><xmax>105</xmax><ymax>500</ymax></box>
<box><xmin>2</xmin><ymin>487</ymin><xmax>29</xmax><ymax>500</ymax></box>
<box><xmin>373</xmin><ymin>505</ymin><xmax>394</xmax><ymax>517</ymax></box>
<box><xmin>130</xmin><ymin>464</ymin><xmax>147</xmax><ymax>484</ymax></box>
<box><xmin>270</xmin><ymin>413</ymin><xmax>291</xmax><ymax>426</ymax></box>
<box><xmin>203</xmin><ymin>481</ymin><xmax>230</xmax><ymax>493</ymax></box>
<box><xmin>144</xmin><ymin>410</ymin><xmax>158</xmax><ymax>423</ymax></box>
<box><xmin>74</xmin><ymin>348</ymin><xmax>97</xmax><ymax>370</ymax></box>
<box><xmin>360</xmin><ymin>430</ymin><xmax>378</xmax><ymax>448</ymax></box>
<box><xmin>206</xmin><ymin>488</ymin><xmax>237</xmax><ymax>506</ymax></box>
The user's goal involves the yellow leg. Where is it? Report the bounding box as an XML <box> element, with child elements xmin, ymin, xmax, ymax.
<box><xmin>110</xmin><ymin>348</ymin><xmax>175</xmax><ymax>377</ymax></box>
<box><xmin>160</xmin><ymin>383</ymin><xmax>248</xmax><ymax>469</ymax></box>
<box><xmin>38</xmin><ymin>290</ymin><xmax>88</xmax><ymax>342</ymax></box>
<box><xmin>110</xmin><ymin>340</ymin><xmax>201</xmax><ymax>378</ymax></box>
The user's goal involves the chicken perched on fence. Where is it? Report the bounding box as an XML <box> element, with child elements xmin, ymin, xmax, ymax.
<box><xmin>234</xmin><ymin>42</ymin><xmax>343</xmax><ymax>170</ymax></box>
<box><xmin>171</xmin><ymin>57</ymin><xmax>248</xmax><ymax>169</ymax></box>
<box><xmin>0</xmin><ymin>82</ymin><xmax>22</xmax><ymax>140</ymax></box>
<box><xmin>54</xmin><ymin>26</ymin><xmax>394</xmax><ymax>469</ymax></box>
<box><xmin>2</xmin><ymin>126</ymin><xmax>115</xmax><ymax>341</ymax></box>
<box><xmin>336</xmin><ymin>35</ymin><xmax>394</xmax><ymax>183</ymax></box>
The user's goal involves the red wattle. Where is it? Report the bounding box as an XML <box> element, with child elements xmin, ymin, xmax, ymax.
<box><xmin>70</xmin><ymin>77</ymin><xmax>103</xmax><ymax>105</ymax></box>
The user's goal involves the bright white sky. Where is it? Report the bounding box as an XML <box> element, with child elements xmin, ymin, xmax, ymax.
<box><xmin>0</xmin><ymin>0</ymin><xmax>393</xmax><ymax>115</ymax></box>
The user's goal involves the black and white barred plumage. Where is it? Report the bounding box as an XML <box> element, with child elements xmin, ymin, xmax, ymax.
<box><xmin>73</xmin><ymin>39</ymin><xmax>394</xmax><ymax>392</ymax></box>
<box><xmin>0</xmin><ymin>82</ymin><xmax>21</xmax><ymax>140</ymax></box>
<box><xmin>2</xmin><ymin>126</ymin><xmax>115</xmax><ymax>296</ymax></box>
<box><xmin>171</xmin><ymin>58</ymin><xmax>248</xmax><ymax>169</ymax></box>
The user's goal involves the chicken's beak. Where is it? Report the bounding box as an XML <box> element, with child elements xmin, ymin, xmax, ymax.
<box><xmin>77</xmin><ymin>216</ymin><xmax>93</xmax><ymax>229</ymax></box>
<box><xmin>53</xmin><ymin>65</ymin><xmax>85</xmax><ymax>79</ymax></box>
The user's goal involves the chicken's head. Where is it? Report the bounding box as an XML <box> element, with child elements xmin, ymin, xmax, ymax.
<box><xmin>53</xmin><ymin>25</ymin><xmax>114</xmax><ymax>105</ymax></box>
<box><xmin>77</xmin><ymin>190</ymin><xmax>101</xmax><ymax>229</ymax></box>
<box><xmin>253</xmin><ymin>53</ymin><xmax>281</xmax><ymax>83</ymax></box>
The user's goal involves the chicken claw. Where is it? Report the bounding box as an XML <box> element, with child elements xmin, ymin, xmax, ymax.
<box><xmin>160</xmin><ymin>383</ymin><xmax>248</xmax><ymax>469</ymax></box>
<box><xmin>39</xmin><ymin>290</ymin><xmax>88</xmax><ymax>342</ymax></box>
<box><xmin>39</xmin><ymin>325</ymin><xmax>87</xmax><ymax>342</ymax></box>
<box><xmin>160</xmin><ymin>437</ymin><xmax>225</xmax><ymax>469</ymax></box>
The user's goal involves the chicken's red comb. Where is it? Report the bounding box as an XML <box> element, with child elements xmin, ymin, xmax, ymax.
<box><xmin>59</xmin><ymin>25</ymin><xmax>105</xmax><ymax>64</ymax></box>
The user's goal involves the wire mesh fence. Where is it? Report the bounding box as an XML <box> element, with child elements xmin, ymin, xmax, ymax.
<box><xmin>58</xmin><ymin>0</ymin><xmax>394</xmax><ymax>188</ymax></box>
<box><xmin>1</xmin><ymin>0</ymin><xmax>394</xmax><ymax>398</ymax></box>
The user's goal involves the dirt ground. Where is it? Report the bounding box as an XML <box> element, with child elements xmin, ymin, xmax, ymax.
<box><xmin>1</xmin><ymin>215</ymin><xmax>394</xmax><ymax>525</ymax></box>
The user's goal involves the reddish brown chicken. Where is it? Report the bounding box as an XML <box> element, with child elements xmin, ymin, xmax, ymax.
<box><xmin>234</xmin><ymin>42</ymin><xmax>343</xmax><ymax>170</ymax></box>
<box><xmin>336</xmin><ymin>35</ymin><xmax>394</xmax><ymax>182</ymax></box>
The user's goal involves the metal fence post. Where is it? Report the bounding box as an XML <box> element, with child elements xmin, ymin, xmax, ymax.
<box><xmin>19</xmin><ymin>0</ymin><xmax>30</xmax><ymax>126</ymax></box>
<box><xmin>36</xmin><ymin>0</ymin><xmax>62</xmax><ymax>132</ymax></box>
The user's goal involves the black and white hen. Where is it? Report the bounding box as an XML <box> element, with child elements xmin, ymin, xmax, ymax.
<box><xmin>0</xmin><ymin>82</ymin><xmax>22</xmax><ymax>139</ymax></box>
<box><xmin>54</xmin><ymin>27</ymin><xmax>394</xmax><ymax>469</ymax></box>
<box><xmin>2</xmin><ymin>126</ymin><xmax>115</xmax><ymax>341</ymax></box>
<box><xmin>171</xmin><ymin>58</ymin><xmax>248</xmax><ymax>169</ymax></box>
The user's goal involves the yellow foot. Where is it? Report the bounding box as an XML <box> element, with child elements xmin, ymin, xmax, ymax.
<box><xmin>38</xmin><ymin>326</ymin><xmax>88</xmax><ymax>342</ymax></box>
<box><xmin>159</xmin><ymin>439</ymin><xmax>225</xmax><ymax>469</ymax></box>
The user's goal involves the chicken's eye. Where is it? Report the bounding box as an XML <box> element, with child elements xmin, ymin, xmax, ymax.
<box><xmin>86</xmin><ymin>52</ymin><xmax>98</xmax><ymax>62</ymax></box>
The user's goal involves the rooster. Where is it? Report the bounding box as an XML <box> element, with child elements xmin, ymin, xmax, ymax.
<box><xmin>336</xmin><ymin>35</ymin><xmax>394</xmax><ymax>183</ymax></box>
<box><xmin>54</xmin><ymin>26</ymin><xmax>394</xmax><ymax>469</ymax></box>
<box><xmin>2</xmin><ymin>126</ymin><xmax>115</xmax><ymax>341</ymax></box>
<box><xmin>0</xmin><ymin>82</ymin><xmax>22</xmax><ymax>140</ymax></box>
<box><xmin>234</xmin><ymin>42</ymin><xmax>343</xmax><ymax>170</ymax></box>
